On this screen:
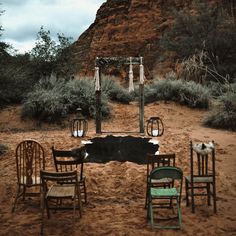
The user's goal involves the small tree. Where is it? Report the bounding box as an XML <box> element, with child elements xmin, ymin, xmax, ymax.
<box><xmin>31</xmin><ymin>26</ymin><xmax>57</xmax><ymax>62</ymax></box>
<box><xmin>30</xmin><ymin>26</ymin><xmax>75</xmax><ymax>78</ymax></box>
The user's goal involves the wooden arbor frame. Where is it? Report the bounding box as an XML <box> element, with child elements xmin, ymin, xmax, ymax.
<box><xmin>95</xmin><ymin>56</ymin><xmax>145</xmax><ymax>134</ymax></box>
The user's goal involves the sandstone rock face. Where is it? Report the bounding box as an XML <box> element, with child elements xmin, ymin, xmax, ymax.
<box><xmin>72</xmin><ymin>0</ymin><xmax>223</xmax><ymax>78</ymax></box>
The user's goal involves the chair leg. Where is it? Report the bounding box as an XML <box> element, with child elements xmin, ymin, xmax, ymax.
<box><xmin>185</xmin><ymin>180</ymin><xmax>189</xmax><ymax>207</ymax></box>
<box><xmin>147</xmin><ymin>192</ymin><xmax>150</xmax><ymax>220</ymax></box>
<box><xmin>80</xmin><ymin>181</ymin><xmax>87</xmax><ymax>204</ymax></box>
<box><xmin>77</xmin><ymin>187</ymin><xmax>82</xmax><ymax>218</ymax></box>
<box><xmin>12</xmin><ymin>185</ymin><xmax>22</xmax><ymax>213</ymax></box>
<box><xmin>149</xmin><ymin>198</ymin><xmax>154</xmax><ymax>229</ymax></box>
<box><xmin>207</xmin><ymin>183</ymin><xmax>211</xmax><ymax>206</ymax></box>
<box><xmin>145</xmin><ymin>184</ymin><xmax>149</xmax><ymax>209</ymax></box>
<box><xmin>22</xmin><ymin>185</ymin><xmax>26</xmax><ymax>201</ymax></box>
<box><xmin>83</xmin><ymin>181</ymin><xmax>87</xmax><ymax>204</ymax></box>
<box><xmin>73</xmin><ymin>197</ymin><xmax>76</xmax><ymax>222</ymax></box>
<box><xmin>45</xmin><ymin>199</ymin><xmax>50</xmax><ymax>219</ymax></box>
<box><xmin>177</xmin><ymin>198</ymin><xmax>182</xmax><ymax>229</ymax></box>
<box><xmin>191</xmin><ymin>184</ymin><xmax>195</xmax><ymax>213</ymax></box>
<box><xmin>212</xmin><ymin>182</ymin><xmax>217</xmax><ymax>213</ymax></box>
<box><xmin>40</xmin><ymin>219</ymin><xmax>44</xmax><ymax>236</ymax></box>
<box><xmin>12</xmin><ymin>186</ymin><xmax>19</xmax><ymax>213</ymax></box>
<box><xmin>41</xmin><ymin>197</ymin><xmax>45</xmax><ymax>236</ymax></box>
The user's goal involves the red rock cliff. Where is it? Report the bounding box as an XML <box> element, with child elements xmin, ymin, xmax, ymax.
<box><xmin>72</xmin><ymin>0</ymin><xmax>232</xmax><ymax>77</ymax></box>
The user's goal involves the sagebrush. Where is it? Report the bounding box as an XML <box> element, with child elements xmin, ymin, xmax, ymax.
<box><xmin>203</xmin><ymin>92</ymin><xmax>236</xmax><ymax>131</ymax></box>
<box><xmin>144</xmin><ymin>79</ymin><xmax>210</xmax><ymax>109</ymax></box>
<box><xmin>21</xmin><ymin>75</ymin><xmax>134</xmax><ymax>122</ymax></box>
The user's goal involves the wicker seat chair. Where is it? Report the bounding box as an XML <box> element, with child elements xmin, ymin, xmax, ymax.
<box><xmin>40</xmin><ymin>170</ymin><xmax>82</xmax><ymax>235</ymax></box>
<box><xmin>51</xmin><ymin>146</ymin><xmax>87</xmax><ymax>204</ymax></box>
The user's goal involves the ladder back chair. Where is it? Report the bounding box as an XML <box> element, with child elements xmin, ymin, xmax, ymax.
<box><xmin>145</xmin><ymin>153</ymin><xmax>176</xmax><ymax>208</ymax></box>
<box><xmin>147</xmin><ymin>166</ymin><xmax>183</xmax><ymax>229</ymax></box>
<box><xmin>185</xmin><ymin>141</ymin><xmax>217</xmax><ymax>213</ymax></box>
<box><xmin>40</xmin><ymin>170</ymin><xmax>82</xmax><ymax>235</ymax></box>
<box><xmin>52</xmin><ymin>146</ymin><xmax>87</xmax><ymax>204</ymax></box>
<box><xmin>12</xmin><ymin>140</ymin><xmax>45</xmax><ymax>212</ymax></box>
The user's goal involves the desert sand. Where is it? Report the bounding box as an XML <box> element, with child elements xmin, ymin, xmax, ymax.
<box><xmin>0</xmin><ymin>101</ymin><xmax>236</xmax><ymax>236</ymax></box>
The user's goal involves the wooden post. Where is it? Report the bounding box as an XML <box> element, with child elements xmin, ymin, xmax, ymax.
<box><xmin>95</xmin><ymin>90</ymin><xmax>101</xmax><ymax>134</ymax></box>
<box><xmin>139</xmin><ymin>83</ymin><xmax>144</xmax><ymax>133</ymax></box>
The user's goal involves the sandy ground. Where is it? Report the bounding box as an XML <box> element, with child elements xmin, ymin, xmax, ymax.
<box><xmin>0</xmin><ymin>101</ymin><xmax>236</xmax><ymax>236</ymax></box>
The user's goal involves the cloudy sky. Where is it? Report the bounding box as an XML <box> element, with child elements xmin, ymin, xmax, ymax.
<box><xmin>0</xmin><ymin>0</ymin><xmax>105</xmax><ymax>53</ymax></box>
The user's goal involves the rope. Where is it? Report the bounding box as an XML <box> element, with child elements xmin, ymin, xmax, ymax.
<box><xmin>94</xmin><ymin>67</ymin><xmax>100</xmax><ymax>91</ymax></box>
<box><xmin>128</xmin><ymin>57</ymin><xmax>134</xmax><ymax>92</ymax></box>
<box><xmin>140</xmin><ymin>57</ymin><xmax>144</xmax><ymax>84</ymax></box>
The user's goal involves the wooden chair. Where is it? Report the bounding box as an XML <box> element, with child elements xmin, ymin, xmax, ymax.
<box><xmin>12</xmin><ymin>140</ymin><xmax>45</xmax><ymax>212</ymax></box>
<box><xmin>185</xmin><ymin>141</ymin><xmax>217</xmax><ymax>213</ymax></box>
<box><xmin>145</xmin><ymin>153</ymin><xmax>176</xmax><ymax>208</ymax></box>
<box><xmin>147</xmin><ymin>166</ymin><xmax>183</xmax><ymax>229</ymax></box>
<box><xmin>40</xmin><ymin>170</ymin><xmax>82</xmax><ymax>235</ymax></box>
<box><xmin>51</xmin><ymin>146</ymin><xmax>87</xmax><ymax>204</ymax></box>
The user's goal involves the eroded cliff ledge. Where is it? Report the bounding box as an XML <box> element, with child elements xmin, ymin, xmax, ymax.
<box><xmin>72</xmin><ymin>0</ymin><xmax>232</xmax><ymax>78</ymax></box>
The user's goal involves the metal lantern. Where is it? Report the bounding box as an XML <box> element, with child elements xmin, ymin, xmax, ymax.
<box><xmin>71</xmin><ymin>108</ymin><xmax>88</xmax><ymax>137</ymax></box>
<box><xmin>146</xmin><ymin>117</ymin><xmax>164</xmax><ymax>137</ymax></box>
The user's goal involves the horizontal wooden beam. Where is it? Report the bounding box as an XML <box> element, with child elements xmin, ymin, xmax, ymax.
<box><xmin>96</xmin><ymin>56</ymin><xmax>143</xmax><ymax>67</ymax></box>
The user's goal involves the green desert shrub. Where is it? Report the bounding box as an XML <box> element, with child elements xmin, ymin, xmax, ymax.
<box><xmin>21</xmin><ymin>75</ymin><xmax>110</xmax><ymax>122</ymax></box>
<box><xmin>101</xmin><ymin>76</ymin><xmax>133</xmax><ymax>104</ymax></box>
<box><xmin>21</xmin><ymin>75</ymin><xmax>71</xmax><ymax>122</ymax></box>
<box><xmin>66</xmin><ymin>78</ymin><xmax>110</xmax><ymax>119</ymax></box>
<box><xmin>207</xmin><ymin>82</ymin><xmax>236</xmax><ymax>98</ymax></box>
<box><xmin>144</xmin><ymin>79</ymin><xmax>210</xmax><ymax>108</ymax></box>
<box><xmin>203</xmin><ymin>92</ymin><xmax>236</xmax><ymax>131</ymax></box>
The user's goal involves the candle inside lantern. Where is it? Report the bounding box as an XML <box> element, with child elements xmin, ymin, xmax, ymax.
<box><xmin>152</xmin><ymin>129</ymin><xmax>159</xmax><ymax>137</ymax></box>
<box><xmin>73</xmin><ymin>130</ymin><xmax>84</xmax><ymax>137</ymax></box>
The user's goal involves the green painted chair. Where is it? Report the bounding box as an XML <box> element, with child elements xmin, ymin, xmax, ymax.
<box><xmin>147</xmin><ymin>166</ymin><xmax>183</xmax><ymax>229</ymax></box>
<box><xmin>145</xmin><ymin>153</ymin><xmax>176</xmax><ymax>209</ymax></box>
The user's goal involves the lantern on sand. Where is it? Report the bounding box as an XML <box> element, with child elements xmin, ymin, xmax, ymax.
<box><xmin>146</xmin><ymin>117</ymin><xmax>164</xmax><ymax>137</ymax></box>
<box><xmin>71</xmin><ymin>108</ymin><xmax>88</xmax><ymax>137</ymax></box>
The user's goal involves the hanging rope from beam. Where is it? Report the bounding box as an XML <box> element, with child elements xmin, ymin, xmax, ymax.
<box><xmin>140</xmin><ymin>57</ymin><xmax>144</xmax><ymax>84</ymax></box>
<box><xmin>128</xmin><ymin>57</ymin><xmax>134</xmax><ymax>92</ymax></box>
<box><xmin>94</xmin><ymin>66</ymin><xmax>100</xmax><ymax>91</ymax></box>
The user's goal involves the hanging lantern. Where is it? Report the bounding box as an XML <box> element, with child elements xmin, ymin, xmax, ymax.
<box><xmin>146</xmin><ymin>117</ymin><xmax>164</xmax><ymax>137</ymax></box>
<box><xmin>71</xmin><ymin>108</ymin><xmax>88</xmax><ymax>137</ymax></box>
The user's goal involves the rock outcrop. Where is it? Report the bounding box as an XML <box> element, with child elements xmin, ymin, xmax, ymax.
<box><xmin>72</xmin><ymin>0</ymin><xmax>230</xmax><ymax>78</ymax></box>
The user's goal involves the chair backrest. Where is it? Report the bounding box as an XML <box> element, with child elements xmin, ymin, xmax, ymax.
<box><xmin>40</xmin><ymin>170</ymin><xmax>78</xmax><ymax>192</ymax></box>
<box><xmin>146</xmin><ymin>153</ymin><xmax>175</xmax><ymax>178</ymax></box>
<box><xmin>15</xmin><ymin>140</ymin><xmax>45</xmax><ymax>186</ymax></box>
<box><xmin>150</xmin><ymin>166</ymin><xmax>183</xmax><ymax>181</ymax></box>
<box><xmin>150</xmin><ymin>166</ymin><xmax>183</xmax><ymax>197</ymax></box>
<box><xmin>190</xmin><ymin>141</ymin><xmax>216</xmax><ymax>178</ymax></box>
<box><xmin>52</xmin><ymin>146</ymin><xmax>85</xmax><ymax>180</ymax></box>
